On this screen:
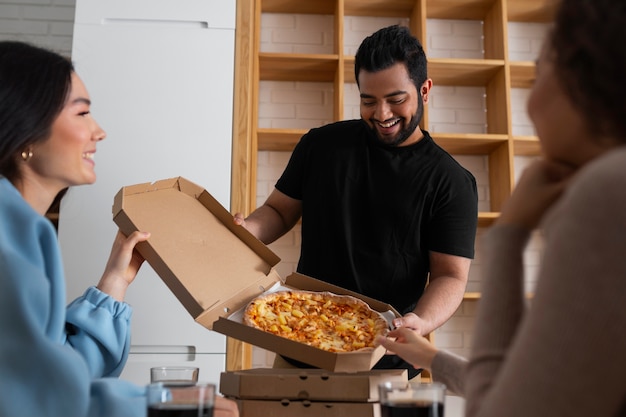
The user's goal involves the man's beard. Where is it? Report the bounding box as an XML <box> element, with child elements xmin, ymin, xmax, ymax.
<box><xmin>368</xmin><ymin>95</ymin><xmax>424</xmax><ymax>147</ymax></box>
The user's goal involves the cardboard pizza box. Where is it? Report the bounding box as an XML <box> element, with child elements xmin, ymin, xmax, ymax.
<box><xmin>219</xmin><ymin>368</ymin><xmax>407</xmax><ymax>402</ymax></box>
<box><xmin>232</xmin><ymin>399</ymin><xmax>382</xmax><ymax>417</ymax></box>
<box><xmin>112</xmin><ymin>177</ymin><xmax>400</xmax><ymax>373</ymax></box>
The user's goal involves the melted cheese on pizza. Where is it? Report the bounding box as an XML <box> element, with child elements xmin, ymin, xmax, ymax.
<box><xmin>244</xmin><ymin>290</ymin><xmax>389</xmax><ymax>352</ymax></box>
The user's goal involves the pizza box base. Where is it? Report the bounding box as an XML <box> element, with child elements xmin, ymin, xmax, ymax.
<box><xmin>219</xmin><ymin>368</ymin><xmax>407</xmax><ymax>402</ymax></box>
<box><xmin>211</xmin><ymin>273</ymin><xmax>399</xmax><ymax>373</ymax></box>
<box><xmin>112</xmin><ymin>177</ymin><xmax>400</xmax><ymax>373</ymax></box>
<box><xmin>231</xmin><ymin>399</ymin><xmax>382</xmax><ymax>417</ymax></box>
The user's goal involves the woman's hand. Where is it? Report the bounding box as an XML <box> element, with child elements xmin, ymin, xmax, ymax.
<box><xmin>215</xmin><ymin>396</ymin><xmax>240</xmax><ymax>417</ymax></box>
<box><xmin>376</xmin><ymin>327</ymin><xmax>438</xmax><ymax>371</ymax></box>
<box><xmin>498</xmin><ymin>158</ymin><xmax>575</xmax><ymax>230</ymax></box>
<box><xmin>97</xmin><ymin>230</ymin><xmax>150</xmax><ymax>302</ymax></box>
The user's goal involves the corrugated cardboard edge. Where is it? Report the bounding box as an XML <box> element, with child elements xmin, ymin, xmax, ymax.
<box><xmin>232</xmin><ymin>399</ymin><xmax>379</xmax><ymax>417</ymax></box>
<box><xmin>219</xmin><ymin>368</ymin><xmax>407</xmax><ymax>401</ymax></box>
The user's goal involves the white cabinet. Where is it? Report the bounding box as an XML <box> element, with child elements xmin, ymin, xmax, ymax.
<box><xmin>60</xmin><ymin>0</ymin><xmax>236</xmax><ymax>385</ymax></box>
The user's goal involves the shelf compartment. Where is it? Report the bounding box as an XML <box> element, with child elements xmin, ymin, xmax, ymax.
<box><xmin>258</xmin><ymin>129</ymin><xmax>511</xmax><ymax>154</ymax></box>
<box><xmin>507</xmin><ymin>0</ymin><xmax>557</xmax><ymax>22</ymax></box>
<box><xmin>513</xmin><ymin>135</ymin><xmax>541</xmax><ymax>156</ymax></box>
<box><xmin>425</xmin><ymin>0</ymin><xmax>500</xmax><ymax>20</ymax></box>
<box><xmin>344</xmin><ymin>0</ymin><xmax>418</xmax><ymax>17</ymax></box>
<box><xmin>261</xmin><ymin>0</ymin><xmax>337</xmax><ymax>15</ymax></box>
<box><xmin>477</xmin><ymin>212</ymin><xmax>499</xmax><ymax>228</ymax></box>
<box><xmin>341</xmin><ymin>57</ymin><xmax>506</xmax><ymax>86</ymax></box>
<box><xmin>510</xmin><ymin>61</ymin><xmax>536</xmax><ymax>88</ymax></box>
<box><xmin>463</xmin><ymin>291</ymin><xmax>481</xmax><ymax>300</ymax></box>
<box><xmin>428</xmin><ymin>58</ymin><xmax>505</xmax><ymax>86</ymax></box>
<box><xmin>257</xmin><ymin>128</ymin><xmax>305</xmax><ymax>151</ymax></box>
<box><xmin>259</xmin><ymin>53</ymin><xmax>339</xmax><ymax>82</ymax></box>
<box><xmin>432</xmin><ymin>133</ymin><xmax>508</xmax><ymax>155</ymax></box>
<box><xmin>463</xmin><ymin>291</ymin><xmax>534</xmax><ymax>300</ymax></box>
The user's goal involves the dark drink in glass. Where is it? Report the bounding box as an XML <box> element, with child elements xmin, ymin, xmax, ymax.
<box><xmin>380</xmin><ymin>400</ymin><xmax>444</xmax><ymax>417</ymax></box>
<box><xmin>147</xmin><ymin>382</ymin><xmax>215</xmax><ymax>417</ymax></box>
<box><xmin>147</xmin><ymin>403</ymin><xmax>213</xmax><ymax>417</ymax></box>
<box><xmin>379</xmin><ymin>381</ymin><xmax>446</xmax><ymax>417</ymax></box>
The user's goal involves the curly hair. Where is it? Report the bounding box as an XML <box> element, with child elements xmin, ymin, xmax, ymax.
<box><xmin>549</xmin><ymin>0</ymin><xmax>626</xmax><ymax>141</ymax></box>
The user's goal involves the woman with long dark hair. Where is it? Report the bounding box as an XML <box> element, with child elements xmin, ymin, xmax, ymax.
<box><xmin>0</xmin><ymin>41</ymin><xmax>238</xmax><ymax>417</ymax></box>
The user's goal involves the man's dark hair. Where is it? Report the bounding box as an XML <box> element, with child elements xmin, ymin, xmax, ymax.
<box><xmin>354</xmin><ymin>25</ymin><xmax>428</xmax><ymax>90</ymax></box>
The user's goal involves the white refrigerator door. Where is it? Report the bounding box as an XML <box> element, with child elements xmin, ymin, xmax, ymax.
<box><xmin>61</xmin><ymin>0</ymin><xmax>235</xmax><ymax>380</ymax></box>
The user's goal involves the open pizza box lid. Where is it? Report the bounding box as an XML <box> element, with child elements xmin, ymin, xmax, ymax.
<box><xmin>219</xmin><ymin>368</ymin><xmax>407</xmax><ymax>402</ymax></box>
<box><xmin>112</xmin><ymin>177</ymin><xmax>400</xmax><ymax>372</ymax></box>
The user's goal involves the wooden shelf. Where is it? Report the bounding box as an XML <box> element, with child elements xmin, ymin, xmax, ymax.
<box><xmin>248</xmin><ymin>0</ymin><xmax>551</xmax><ymax>238</ymax></box>
<box><xmin>259</xmin><ymin>0</ymin><xmax>554</xmax><ymax>21</ymax></box>
<box><xmin>432</xmin><ymin>133</ymin><xmax>508</xmax><ymax>155</ymax></box>
<box><xmin>510</xmin><ymin>61</ymin><xmax>536</xmax><ymax>88</ymax></box>
<box><xmin>513</xmin><ymin>135</ymin><xmax>541</xmax><ymax>156</ymax></box>
<box><xmin>425</xmin><ymin>0</ymin><xmax>501</xmax><ymax>20</ymax></box>
<box><xmin>257</xmin><ymin>129</ymin><xmax>513</xmax><ymax>154</ymax></box>
<box><xmin>463</xmin><ymin>292</ymin><xmax>482</xmax><ymax>300</ymax></box>
<box><xmin>463</xmin><ymin>291</ymin><xmax>535</xmax><ymax>300</ymax></box>
<box><xmin>261</xmin><ymin>0</ymin><xmax>336</xmax><ymax>15</ymax></box>
<box><xmin>230</xmin><ymin>0</ymin><xmax>552</xmax><ymax>368</ymax></box>
<box><xmin>257</xmin><ymin>128</ymin><xmax>305</xmax><ymax>151</ymax></box>
<box><xmin>428</xmin><ymin>59</ymin><xmax>506</xmax><ymax>86</ymax></box>
<box><xmin>507</xmin><ymin>0</ymin><xmax>557</xmax><ymax>22</ymax></box>
<box><xmin>259</xmin><ymin>53</ymin><xmax>339</xmax><ymax>82</ymax></box>
<box><xmin>345</xmin><ymin>0</ymin><xmax>418</xmax><ymax>17</ymax></box>
<box><xmin>342</xmin><ymin>57</ymin><xmax>507</xmax><ymax>87</ymax></box>
<box><xmin>478</xmin><ymin>212</ymin><xmax>499</xmax><ymax>228</ymax></box>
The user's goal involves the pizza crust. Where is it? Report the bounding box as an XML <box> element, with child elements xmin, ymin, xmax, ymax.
<box><xmin>243</xmin><ymin>289</ymin><xmax>390</xmax><ymax>353</ymax></box>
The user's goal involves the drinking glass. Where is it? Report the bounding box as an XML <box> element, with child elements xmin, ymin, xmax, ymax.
<box><xmin>150</xmin><ymin>366</ymin><xmax>199</xmax><ymax>386</ymax></box>
<box><xmin>379</xmin><ymin>380</ymin><xmax>446</xmax><ymax>417</ymax></box>
<box><xmin>147</xmin><ymin>382</ymin><xmax>215</xmax><ymax>417</ymax></box>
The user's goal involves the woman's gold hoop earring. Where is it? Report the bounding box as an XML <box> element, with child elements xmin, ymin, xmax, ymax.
<box><xmin>21</xmin><ymin>149</ymin><xmax>33</xmax><ymax>161</ymax></box>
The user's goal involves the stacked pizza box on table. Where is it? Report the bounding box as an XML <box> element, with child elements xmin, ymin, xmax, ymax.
<box><xmin>220</xmin><ymin>368</ymin><xmax>407</xmax><ymax>416</ymax></box>
<box><xmin>113</xmin><ymin>177</ymin><xmax>409</xmax><ymax>416</ymax></box>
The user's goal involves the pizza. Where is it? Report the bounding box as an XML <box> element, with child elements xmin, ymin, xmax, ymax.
<box><xmin>243</xmin><ymin>290</ymin><xmax>389</xmax><ymax>352</ymax></box>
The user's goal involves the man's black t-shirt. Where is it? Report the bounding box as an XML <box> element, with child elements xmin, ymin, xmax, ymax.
<box><xmin>276</xmin><ymin>120</ymin><xmax>478</xmax><ymax>314</ymax></box>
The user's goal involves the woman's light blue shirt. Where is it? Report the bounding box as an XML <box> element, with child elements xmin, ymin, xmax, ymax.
<box><xmin>0</xmin><ymin>178</ymin><xmax>146</xmax><ymax>417</ymax></box>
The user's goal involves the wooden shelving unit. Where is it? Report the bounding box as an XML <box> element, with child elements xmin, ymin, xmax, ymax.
<box><xmin>227</xmin><ymin>0</ymin><xmax>554</xmax><ymax>371</ymax></box>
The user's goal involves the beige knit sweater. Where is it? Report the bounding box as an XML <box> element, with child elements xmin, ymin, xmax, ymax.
<box><xmin>430</xmin><ymin>148</ymin><xmax>626</xmax><ymax>416</ymax></box>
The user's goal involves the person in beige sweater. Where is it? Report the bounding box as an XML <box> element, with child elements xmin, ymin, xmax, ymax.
<box><xmin>377</xmin><ymin>0</ymin><xmax>626</xmax><ymax>415</ymax></box>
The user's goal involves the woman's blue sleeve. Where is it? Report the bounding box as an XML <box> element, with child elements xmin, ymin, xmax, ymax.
<box><xmin>66</xmin><ymin>286</ymin><xmax>133</xmax><ymax>378</ymax></box>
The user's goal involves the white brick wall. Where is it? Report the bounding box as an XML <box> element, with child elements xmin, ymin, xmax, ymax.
<box><xmin>426</xmin><ymin>19</ymin><xmax>484</xmax><ymax>59</ymax></box>
<box><xmin>254</xmin><ymin>15</ymin><xmax>548</xmax><ymax>368</ymax></box>
<box><xmin>0</xmin><ymin>0</ymin><xmax>76</xmax><ymax>57</ymax></box>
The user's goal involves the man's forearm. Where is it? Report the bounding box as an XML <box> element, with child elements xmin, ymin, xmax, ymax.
<box><xmin>412</xmin><ymin>275</ymin><xmax>467</xmax><ymax>334</ymax></box>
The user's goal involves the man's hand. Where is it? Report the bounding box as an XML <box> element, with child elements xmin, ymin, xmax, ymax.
<box><xmin>392</xmin><ymin>312</ymin><xmax>426</xmax><ymax>334</ymax></box>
